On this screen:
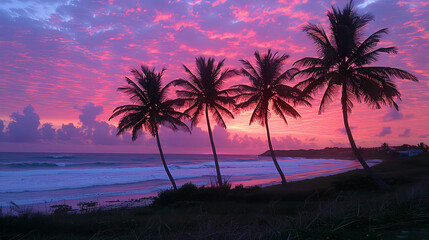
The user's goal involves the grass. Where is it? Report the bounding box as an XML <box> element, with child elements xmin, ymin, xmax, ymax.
<box><xmin>1</xmin><ymin>153</ymin><xmax>429</xmax><ymax>239</ymax></box>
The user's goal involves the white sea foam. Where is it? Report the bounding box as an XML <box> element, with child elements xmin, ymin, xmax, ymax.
<box><xmin>0</xmin><ymin>153</ymin><xmax>381</xmax><ymax>206</ymax></box>
<box><xmin>0</xmin><ymin>158</ymin><xmax>381</xmax><ymax>194</ymax></box>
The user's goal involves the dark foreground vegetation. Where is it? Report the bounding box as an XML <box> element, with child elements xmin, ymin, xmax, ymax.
<box><xmin>1</xmin><ymin>153</ymin><xmax>429</xmax><ymax>239</ymax></box>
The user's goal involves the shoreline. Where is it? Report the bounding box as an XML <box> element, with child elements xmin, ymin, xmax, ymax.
<box><xmin>2</xmin><ymin>158</ymin><xmax>382</xmax><ymax>215</ymax></box>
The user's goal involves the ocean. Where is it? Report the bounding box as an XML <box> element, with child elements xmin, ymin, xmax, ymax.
<box><xmin>0</xmin><ymin>152</ymin><xmax>381</xmax><ymax>208</ymax></box>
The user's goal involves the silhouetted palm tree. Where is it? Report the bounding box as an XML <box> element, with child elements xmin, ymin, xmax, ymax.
<box><xmin>234</xmin><ymin>50</ymin><xmax>311</xmax><ymax>185</ymax></box>
<box><xmin>380</xmin><ymin>142</ymin><xmax>390</xmax><ymax>151</ymax></box>
<box><xmin>417</xmin><ymin>142</ymin><xmax>428</xmax><ymax>152</ymax></box>
<box><xmin>168</xmin><ymin>57</ymin><xmax>237</xmax><ymax>186</ymax></box>
<box><xmin>294</xmin><ymin>2</ymin><xmax>418</xmax><ymax>189</ymax></box>
<box><xmin>109</xmin><ymin>65</ymin><xmax>190</xmax><ymax>190</ymax></box>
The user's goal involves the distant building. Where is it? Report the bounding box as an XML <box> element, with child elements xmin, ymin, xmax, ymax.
<box><xmin>397</xmin><ymin>149</ymin><xmax>424</xmax><ymax>157</ymax></box>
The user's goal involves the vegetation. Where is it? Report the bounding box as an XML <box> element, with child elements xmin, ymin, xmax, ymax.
<box><xmin>2</xmin><ymin>153</ymin><xmax>429</xmax><ymax>239</ymax></box>
<box><xmin>418</xmin><ymin>142</ymin><xmax>429</xmax><ymax>151</ymax></box>
<box><xmin>109</xmin><ymin>65</ymin><xmax>190</xmax><ymax>189</ymax></box>
<box><xmin>77</xmin><ymin>201</ymin><xmax>98</xmax><ymax>212</ymax></box>
<box><xmin>261</xmin><ymin>146</ymin><xmax>389</xmax><ymax>160</ymax></box>
<box><xmin>294</xmin><ymin>2</ymin><xmax>418</xmax><ymax>189</ymax></box>
<box><xmin>233</xmin><ymin>50</ymin><xmax>311</xmax><ymax>185</ymax></box>
<box><xmin>169</xmin><ymin>57</ymin><xmax>238</xmax><ymax>186</ymax></box>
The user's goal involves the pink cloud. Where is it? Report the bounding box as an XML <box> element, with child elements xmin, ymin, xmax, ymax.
<box><xmin>212</xmin><ymin>0</ymin><xmax>227</xmax><ymax>7</ymax></box>
<box><xmin>153</xmin><ymin>10</ymin><xmax>173</xmax><ymax>23</ymax></box>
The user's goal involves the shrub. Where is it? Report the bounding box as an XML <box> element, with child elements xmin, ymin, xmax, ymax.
<box><xmin>50</xmin><ymin>204</ymin><xmax>72</xmax><ymax>214</ymax></box>
<box><xmin>152</xmin><ymin>182</ymin><xmax>263</xmax><ymax>205</ymax></box>
<box><xmin>77</xmin><ymin>201</ymin><xmax>98</xmax><ymax>212</ymax></box>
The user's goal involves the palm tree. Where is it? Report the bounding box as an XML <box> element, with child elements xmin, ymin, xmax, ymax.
<box><xmin>234</xmin><ymin>49</ymin><xmax>311</xmax><ymax>185</ymax></box>
<box><xmin>417</xmin><ymin>142</ymin><xmax>428</xmax><ymax>152</ymax></box>
<box><xmin>109</xmin><ymin>65</ymin><xmax>190</xmax><ymax>190</ymax></box>
<box><xmin>294</xmin><ymin>1</ymin><xmax>418</xmax><ymax>189</ymax></box>
<box><xmin>168</xmin><ymin>57</ymin><xmax>237</xmax><ymax>186</ymax></box>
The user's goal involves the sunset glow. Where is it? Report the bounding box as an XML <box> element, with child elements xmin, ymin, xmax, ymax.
<box><xmin>0</xmin><ymin>0</ymin><xmax>428</xmax><ymax>154</ymax></box>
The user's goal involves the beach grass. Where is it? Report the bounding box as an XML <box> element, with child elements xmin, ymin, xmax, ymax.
<box><xmin>1</xmin><ymin>153</ymin><xmax>429</xmax><ymax>239</ymax></box>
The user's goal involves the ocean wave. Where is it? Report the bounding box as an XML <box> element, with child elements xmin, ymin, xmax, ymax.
<box><xmin>74</xmin><ymin>162</ymin><xmax>120</xmax><ymax>167</ymax></box>
<box><xmin>2</xmin><ymin>163</ymin><xmax>64</xmax><ymax>168</ymax></box>
<box><xmin>30</xmin><ymin>154</ymin><xmax>75</xmax><ymax>160</ymax></box>
<box><xmin>47</xmin><ymin>154</ymin><xmax>75</xmax><ymax>159</ymax></box>
<box><xmin>1</xmin><ymin>161</ymin><xmax>120</xmax><ymax>169</ymax></box>
<box><xmin>169</xmin><ymin>163</ymin><xmax>214</xmax><ymax>170</ymax></box>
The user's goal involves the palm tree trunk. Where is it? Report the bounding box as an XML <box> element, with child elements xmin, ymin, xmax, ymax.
<box><xmin>155</xmin><ymin>128</ymin><xmax>177</xmax><ymax>190</ymax></box>
<box><xmin>265</xmin><ymin>113</ymin><xmax>287</xmax><ymax>185</ymax></box>
<box><xmin>341</xmin><ymin>92</ymin><xmax>389</xmax><ymax>190</ymax></box>
<box><xmin>205</xmin><ymin>105</ymin><xmax>223</xmax><ymax>186</ymax></box>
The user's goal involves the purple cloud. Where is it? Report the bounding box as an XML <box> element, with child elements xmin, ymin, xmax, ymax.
<box><xmin>0</xmin><ymin>103</ymin><xmax>139</xmax><ymax>146</ymax></box>
<box><xmin>337</xmin><ymin>126</ymin><xmax>357</xmax><ymax>135</ymax></box>
<box><xmin>382</xmin><ymin>108</ymin><xmax>414</xmax><ymax>122</ymax></box>
<box><xmin>328</xmin><ymin>139</ymin><xmax>347</xmax><ymax>148</ymax></box>
<box><xmin>272</xmin><ymin>135</ymin><xmax>317</xmax><ymax>150</ymax></box>
<box><xmin>6</xmin><ymin>105</ymin><xmax>40</xmax><ymax>142</ymax></box>
<box><xmin>382</xmin><ymin>109</ymin><xmax>403</xmax><ymax>122</ymax></box>
<box><xmin>56</xmin><ymin>123</ymin><xmax>84</xmax><ymax>144</ymax></box>
<box><xmin>40</xmin><ymin>123</ymin><xmax>56</xmax><ymax>141</ymax></box>
<box><xmin>77</xmin><ymin>103</ymin><xmax>104</xmax><ymax>128</ymax></box>
<box><xmin>377</xmin><ymin>127</ymin><xmax>392</xmax><ymax>137</ymax></box>
<box><xmin>399</xmin><ymin>128</ymin><xmax>411</xmax><ymax>138</ymax></box>
<box><xmin>0</xmin><ymin>120</ymin><xmax>5</xmax><ymax>140</ymax></box>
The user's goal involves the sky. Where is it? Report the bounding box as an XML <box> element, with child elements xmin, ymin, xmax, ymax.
<box><xmin>0</xmin><ymin>0</ymin><xmax>428</xmax><ymax>154</ymax></box>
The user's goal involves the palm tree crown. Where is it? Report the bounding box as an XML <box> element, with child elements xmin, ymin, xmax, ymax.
<box><xmin>169</xmin><ymin>57</ymin><xmax>238</xmax><ymax>186</ymax></box>
<box><xmin>234</xmin><ymin>49</ymin><xmax>311</xmax><ymax>185</ymax></box>
<box><xmin>110</xmin><ymin>65</ymin><xmax>190</xmax><ymax>139</ymax></box>
<box><xmin>294</xmin><ymin>1</ymin><xmax>418</xmax><ymax>189</ymax></box>
<box><xmin>109</xmin><ymin>65</ymin><xmax>190</xmax><ymax>189</ymax></box>
<box><xmin>294</xmin><ymin>2</ymin><xmax>417</xmax><ymax>114</ymax></box>
<box><xmin>235</xmin><ymin>50</ymin><xmax>311</xmax><ymax>126</ymax></box>
<box><xmin>169</xmin><ymin>57</ymin><xmax>237</xmax><ymax>128</ymax></box>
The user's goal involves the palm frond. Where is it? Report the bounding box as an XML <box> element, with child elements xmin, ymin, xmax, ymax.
<box><xmin>347</xmin><ymin>28</ymin><xmax>390</xmax><ymax>64</ymax></box>
<box><xmin>293</xmin><ymin>57</ymin><xmax>324</xmax><ymax>68</ymax></box>
<box><xmin>235</xmin><ymin>93</ymin><xmax>262</xmax><ymax>111</ymax></box>
<box><xmin>352</xmin><ymin>47</ymin><xmax>397</xmax><ymax>66</ymax></box>
<box><xmin>271</xmin><ymin>68</ymin><xmax>299</xmax><ymax>86</ymax></box>
<box><xmin>249</xmin><ymin>98</ymin><xmax>264</xmax><ymax>126</ymax></box>
<box><xmin>272</xmin><ymin>100</ymin><xmax>288</xmax><ymax>125</ymax></box>
<box><xmin>318</xmin><ymin>82</ymin><xmax>339</xmax><ymax>114</ymax></box>
<box><xmin>213</xmin><ymin>68</ymin><xmax>238</xmax><ymax>88</ymax></box>
<box><xmin>183</xmin><ymin>64</ymin><xmax>204</xmax><ymax>91</ymax></box>
<box><xmin>356</xmin><ymin>67</ymin><xmax>418</xmax><ymax>82</ymax></box>
<box><xmin>303</xmin><ymin>23</ymin><xmax>337</xmax><ymax>60</ymax></box>
<box><xmin>274</xmin><ymin>97</ymin><xmax>301</xmax><ymax>119</ymax></box>
<box><xmin>109</xmin><ymin>105</ymin><xmax>143</xmax><ymax>120</ymax></box>
<box><xmin>210</xmin><ymin>106</ymin><xmax>227</xmax><ymax>129</ymax></box>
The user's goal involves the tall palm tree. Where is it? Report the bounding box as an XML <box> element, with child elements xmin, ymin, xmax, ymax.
<box><xmin>168</xmin><ymin>57</ymin><xmax>237</xmax><ymax>186</ymax></box>
<box><xmin>234</xmin><ymin>50</ymin><xmax>311</xmax><ymax>185</ymax></box>
<box><xmin>109</xmin><ymin>65</ymin><xmax>190</xmax><ymax>190</ymax></box>
<box><xmin>294</xmin><ymin>1</ymin><xmax>418</xmax><ymax>189</ymax></box>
